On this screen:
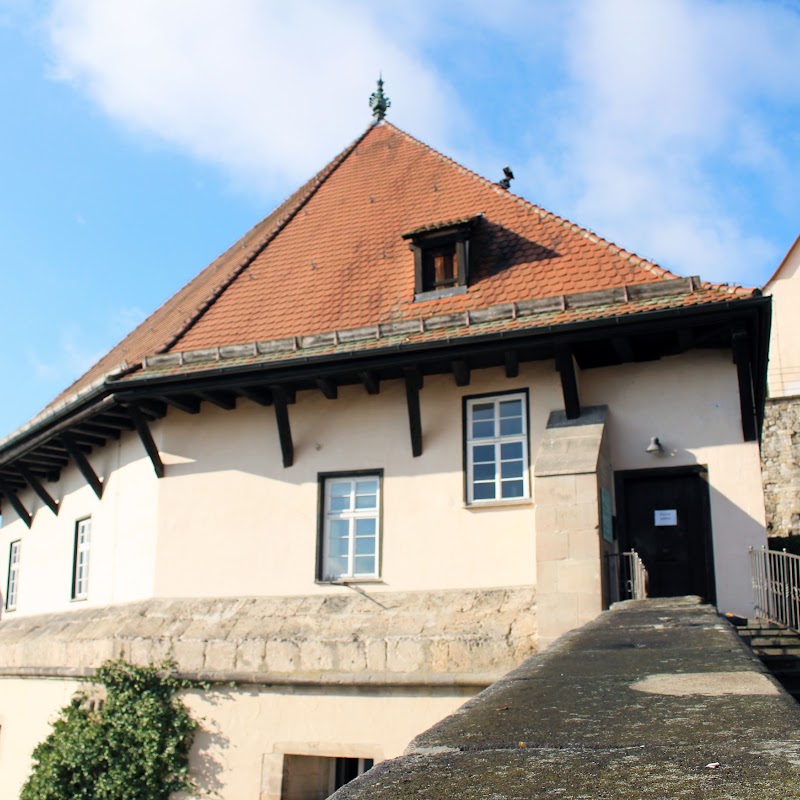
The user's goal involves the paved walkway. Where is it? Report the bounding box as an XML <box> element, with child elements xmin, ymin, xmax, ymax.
<box><xmin>334</xmin><ymin>597</ymin><xmax>800</xmax><ymax>799</ymax></box>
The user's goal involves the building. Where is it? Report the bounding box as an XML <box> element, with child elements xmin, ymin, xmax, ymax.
<box><xmin>762</xmin><ymin>235</ymin><xmax>800</xmax><ymax>540</ymax></box>
<box><xmin>0</xmin><ymin>110</ymin><xmax>771</xmax><ymax>798</ymax></box>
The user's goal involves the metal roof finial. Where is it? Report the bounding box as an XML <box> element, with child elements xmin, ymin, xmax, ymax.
<box><xmin>369</xmin><ymin>75</ymin><xmax>391</xmax><ymax>122</ymax></box>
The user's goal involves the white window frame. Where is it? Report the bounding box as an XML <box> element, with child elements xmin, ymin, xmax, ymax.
<box><xmin>465</xmin><ymin>391</ymin><xmax>530</xmax><ymax>505</ymax></box>
<box><xmin>6</xmin><ymin>540</ymin><xmax>20</xmax><ymax>611</ymax></box>
<box><xmin>72</xmin><ymin>517</ymin><xmax>91</xmax><ymax>600</ymax></box>
<box><xmin>320</xmin><ymin>473</ymin><xmax>382</xmax><ymax>582</ymax></box>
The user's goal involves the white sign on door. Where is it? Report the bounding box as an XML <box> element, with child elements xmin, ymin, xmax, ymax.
<box><xmin>654</xmin><ymin>509</ymin><xmax>678</xmax><ymax>526</ymax></box>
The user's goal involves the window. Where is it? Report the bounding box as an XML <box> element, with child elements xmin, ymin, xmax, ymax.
<box><xmin>72</xmin><ymin>517</ymin><xmax>91</xmax><ymax>600</ymax></box>
<box><xmin>402</xmin><ymin>215</ymin><xmax>481</xmax><ymax>299</ymax></box>
<box><xmin>333</xmin><ymin>758</ymin><xmax>373</xmax><ymax>792</ymax></box>
<box><xmin>422</xmin><ymin>244</ymin><xmax>458</xmax><ymax>291</ymax></box>
<box><xmin>281</xmin><ymin>754</ymin><xmax>374</xmax><ymax>799</ymax></box>
<box><xmin>6</xmin><ymin>540</ymin><xmax>20</xmax><ymax>611</ymax></box>
<box><xmin>465</xmin><ymin>392</ymin><xmax>530</xmax><ymax>504</ymax></box>
<box><xmin>320</xmin><ymin>474</ymin><xmax>381</xmax><ymax>581</ymax></box>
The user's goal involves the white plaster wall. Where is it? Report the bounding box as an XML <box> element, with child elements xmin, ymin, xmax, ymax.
<box><xmin>0</xmin><ymin>350</ymin><xmax>765</xmax><ymax>617</ymax></box>
<box><xmin>153</xmin><ymin>363</ymin><xmax>562</xmax><ymax>598</ymax></box>
<box><xmin>766</xmin><ymin>239</ymin><xmax>800</xmax><ymax>398</ymax></box>
<box><xmin>181</xmin><ymin>686</ymin><xmax>471</xmax><ymax>800</ymax></box>
<box><xmin>0</xmin><ymin>430</ymin><xmax>160</xmax><ymax>617</ymax></box>
<box><xmin>0</xmin><ymin>676</ymin><xmax>470</xmax><ymax>800</ymax></box>
<box><xmin>581</xmin><ymin>350</ymin><xmax>767</xmax><ymax>616</ymax></box>
<box><xmin>0</xmin><ymin>676</ymin><xmax>82</xmax><ymax>797</ymax></box>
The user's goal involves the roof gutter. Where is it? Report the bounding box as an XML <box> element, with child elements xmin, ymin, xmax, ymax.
<box><xmin>107</xmin><ymin>295</ymin><xmax>771</xmax><ymax>393</ymax></box>
<box><xmin>0</xmin><ymin>295</ymin><xmax>770</xmax><ymax>471</ymax></box>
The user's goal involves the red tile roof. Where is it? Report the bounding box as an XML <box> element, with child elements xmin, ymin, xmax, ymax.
<box><xmin>37</xmin><ymin>121</ymin><xmax>754</xmax><ymax>421</ymax></box>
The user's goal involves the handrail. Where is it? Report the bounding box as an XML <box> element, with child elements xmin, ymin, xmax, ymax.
<box><xmin>607</xmin><ymin>550</ymin><xmax>649</xmax><ymax>601</ymax></box>
<box><xmin>750</xmin><ymin>546</ymin><xmax>800</xmax><ymax>632</ymax></box>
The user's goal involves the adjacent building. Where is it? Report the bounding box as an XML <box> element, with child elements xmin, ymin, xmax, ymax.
<box><xmin>0</xmin><ymin>116</ymin><xmax>771</xmax><ymax>798</ymax></box>
<box><xmin>762</xmin><ymin>235</ymin><xmax>800</xmax><ymax>540</ymax></box>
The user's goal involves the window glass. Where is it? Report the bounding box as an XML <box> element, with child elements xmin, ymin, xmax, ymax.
<box><xmin>499</xmin><ymin>399</ymin><xmax>523</xmax><ymax>435</ymax></box>
<box><xmin>471</xmin><ymin>403</ymin><xmax>495</xmax><ymax>438</ymax></box>
<box><xmin>422</xmin><ymin>245</ymin><xmax>458</xmax><ymax>291</ymax></box>
<box><xmin>466</xmin><ymin>393</ymin><xmax>529</xmax><ymax>504</ymax></box>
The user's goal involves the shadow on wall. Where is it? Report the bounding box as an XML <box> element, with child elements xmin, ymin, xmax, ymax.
<box><xmin>183</xmin><ymin>688</ymin><xmax>230</xmax><ymax>798</ymax></box>
<box><xmin>707</xmin><ymin>481</ymin><xmax>767</xmax><ymax>616</ymax></box>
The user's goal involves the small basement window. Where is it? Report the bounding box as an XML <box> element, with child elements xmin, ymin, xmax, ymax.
<box><xmin>402</xmin><ymin>215</ymin><xmax>481</xmax><ymax>300</ymax></box>
<box><xmin>282</xmin><ymin>754</ymin><xmax>374</xmax><ymax>800</ymax></box>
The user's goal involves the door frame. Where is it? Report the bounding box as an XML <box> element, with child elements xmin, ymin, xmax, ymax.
<box><xmin>614</xmin><ymin>465</ymin><xmax>716</xmax><ymax>604</ymax></box>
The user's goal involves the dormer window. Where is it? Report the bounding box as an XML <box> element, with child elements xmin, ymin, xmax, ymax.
<box><xmin>402</xmin><ymin>215</ymin><xmax>481</xmax><ymax>301</ymax></box>
<box><xmin>423</xmin><ymin>244</ymin><xmax>457</xmax><ymax>291</ymax></box>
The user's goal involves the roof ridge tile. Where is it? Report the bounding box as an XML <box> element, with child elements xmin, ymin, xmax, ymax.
<box><xmin>142</xmin><ymin>277</ymin><xmax>704</xmax><ymax>371</ymax></box>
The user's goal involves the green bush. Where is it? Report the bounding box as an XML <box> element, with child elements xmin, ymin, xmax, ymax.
<box><xmin>21</xmin><ymin>659</ymin><xmax>198</xmax><ymax>800</ymax></box>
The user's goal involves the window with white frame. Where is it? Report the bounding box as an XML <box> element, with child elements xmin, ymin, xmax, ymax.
<box><xmin>6</xmin><ymin>540</ymin><xmax>20</xmax><ymax>611</ymax></box>
<box><xmin>465</xmin><ymin>392</ymin><xmax>530</xmax><ymax>504</ymax></box>
<box><xmin>320</xmin><ymin>474</ymin><xmax>381</xmax><ymax>581</ymax></box>
<box><xmin>72</xmin><ymin>517</ymin><xmax>91</xmax><ymax>600</ymax></box>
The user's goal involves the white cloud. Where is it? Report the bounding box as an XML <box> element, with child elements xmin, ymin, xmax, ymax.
<box><xmin>28</xmin><ymin>323</ymin><xmax>104</xmax><ymax>383</ymax></box>
<box><xmin>45</xmin><ymin>0</ymin><xmax>460</xmax><ymax>194</ymax></box>
<box><xmin>523</xmin><ymin>0</ymin><xmax>800</xmax><ymax>284</ymax></box>
<box><xmin>41</xmin><ymin>0</ymin><xmax>800</xmax><ymax>286</ymax></box>
<box><xmin>108</xmin><ymin>306</ymin><xmax>147</xmax><ymax>338</ymax></box>
<box><xmin>27</xmin><ymin>305</ymin><xmax>144</xmax><ymax>386</ymax></box>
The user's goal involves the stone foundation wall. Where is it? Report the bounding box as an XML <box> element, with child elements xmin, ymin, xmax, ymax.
<box><xmin>0</xmin><ymin>586</ymin><xmax>536</xmax><ymax>684</ymax></box>
<box><xmin>762</xmin><ymin>397</ymin><xmax>800</xmax><ymax>537</ymax></box>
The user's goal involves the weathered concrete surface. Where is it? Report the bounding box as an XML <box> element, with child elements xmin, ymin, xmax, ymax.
<box><xmin>0</xmin><ymin>586</ymin><xmax>536</xmax><ymax>684</ymax></box>
<box><xmin>332</xmin><ymin>597</ymin><xmax>800</xmax><ymax>799</ymax></box>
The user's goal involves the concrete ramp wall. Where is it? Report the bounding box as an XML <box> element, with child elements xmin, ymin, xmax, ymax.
<box><xmin>332</xmin><ymin>598</ymin><xmax>800</xmax><ymax>800</ymax></box>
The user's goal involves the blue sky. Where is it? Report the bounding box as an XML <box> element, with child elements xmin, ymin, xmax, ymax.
<box><xmin>1</xmin><ymin>0</ymin><xmax>799</xmax><ymax>438</ymax></box>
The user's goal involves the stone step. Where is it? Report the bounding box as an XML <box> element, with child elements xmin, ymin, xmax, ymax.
<box><xmin>760</xmin><ymin>651</ymin><xmax>800</xmax><ymax>666</ymax></box>
<box><xmin>741</xmin><ymin>637</ymin><xmax>800</xmax><ymax>650</ymax></box>
<box><xmin>749</xmin><ymin>646</ymin><xmax>800</xmax><ymax>658</ymax></box>
<box><xmin>738</xmin><ymin>627</ymin><xmax>800</xmax><ymax>639</ymax></box>
<box><xmin>742</xmin><ymin>620</ymin><xmax>799</xmax><ymax>633</ymax></box>
<box><xmin>736</xmin><ymin>622</ymin><xmax>800</xmax><ymax>702</ymax></box>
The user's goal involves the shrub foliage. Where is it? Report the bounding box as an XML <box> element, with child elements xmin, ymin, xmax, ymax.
<box><xmin>21</xmin><ymin>659</ymin><xmax>197</xmax><ymax>800</ymax></box>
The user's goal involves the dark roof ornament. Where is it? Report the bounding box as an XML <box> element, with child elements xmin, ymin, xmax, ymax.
<box><xmin>369</xmin><ymin>76</ymin><xmax>391</xmax><ymax>122</ymax></box>
<box><xmin>498</xmin><ymin>166</ymin><xmax>514</xmax><ymax>190</ymax></box>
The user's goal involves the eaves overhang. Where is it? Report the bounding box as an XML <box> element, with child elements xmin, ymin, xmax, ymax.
<box><xmin>0</xmin><ymin>293</ymin><xmax>771</xmax><ymax>516</ymax></box>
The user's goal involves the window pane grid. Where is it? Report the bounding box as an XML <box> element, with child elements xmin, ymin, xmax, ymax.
<box><xmin>323</xmin><ymin>477</ymin><xmax>380</xmax><ymax>581</ymax></box>
<box><xmin>6</xmin><ymin>541</ymin><xmax>20</xmax><ymax>611</ymax></box>
<box><xmin>73</xmin><ymin>518</ymin><xmax>91</xmax><ymax>599</ymax></box>
<box><xmin>466</xmin><ymin>394</ymin><xmax>529</xmax><ymax>504</ymax></box>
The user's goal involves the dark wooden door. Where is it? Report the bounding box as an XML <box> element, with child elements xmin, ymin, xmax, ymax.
<box><xmin>620</xmin><ymin>470</ymin><xmax>715</xmax><ymax>602</ymax></box>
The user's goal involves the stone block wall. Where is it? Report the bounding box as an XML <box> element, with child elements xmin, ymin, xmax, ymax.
<box><xmin>534</xmin><ymin>406</ymin><xmax>607</xmax><ymax>650</ymax></box>
<box><xmin>761</xmin><ymin>397</ymin><xmax>800</xmax><ymax>538</ymax></box>
<box><xmin>0</xmin><ymin>586</ymin><xmax>536</xmax><ymax>685</ymax></box>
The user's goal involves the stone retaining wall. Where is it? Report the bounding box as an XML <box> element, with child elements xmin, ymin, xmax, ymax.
<box><xmin>0</xmin><ymin>586</ymin><xmax>536</xmax><ymax>684</ymax></box>
<box><xmin>761</xmin><ymin>397</ymin><xmax>800</xmax><ymax>537</ymax></box>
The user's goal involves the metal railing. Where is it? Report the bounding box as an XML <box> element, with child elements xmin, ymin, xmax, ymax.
<box><xmin>750</xmin><ymin>546</ymin><xmax>800</xmax><ymax>632</ymax></box>
<box><xmin>607</xmin><ymin>550</ymin><xmax>649</xmax><ymax>602</ymax></box>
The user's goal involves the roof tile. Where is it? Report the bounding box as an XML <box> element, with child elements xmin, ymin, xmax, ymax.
<box><xmin>29</xmin><ymin>121</ymin><xmax>754</xmax><ymax>428</ymax></box>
